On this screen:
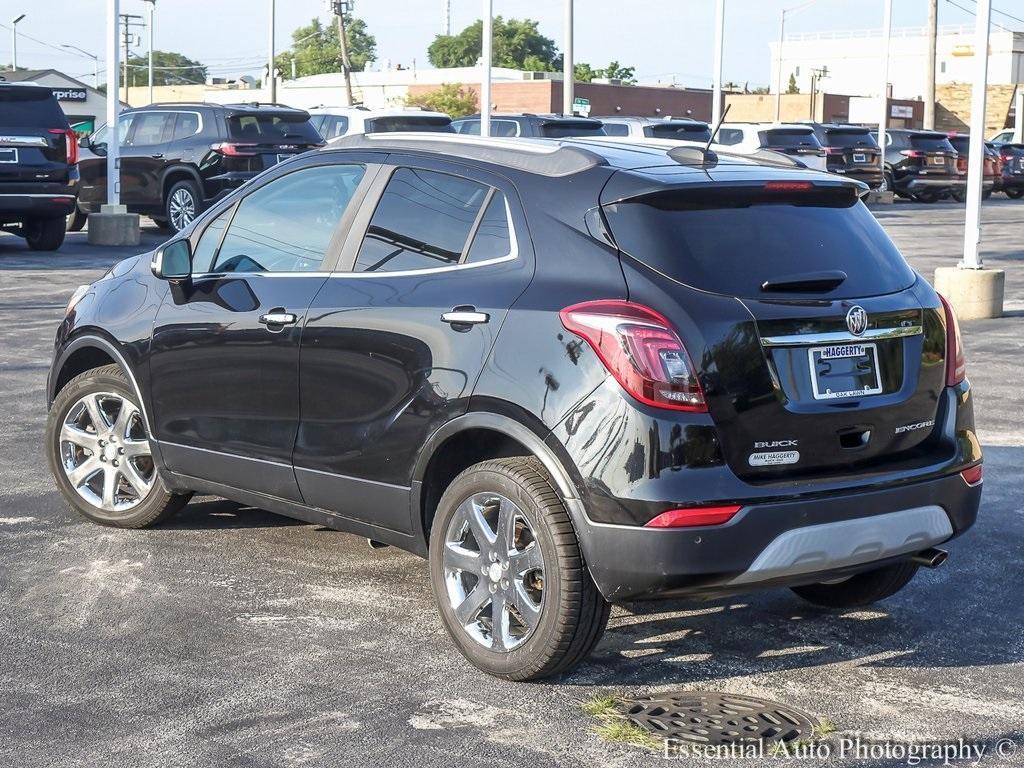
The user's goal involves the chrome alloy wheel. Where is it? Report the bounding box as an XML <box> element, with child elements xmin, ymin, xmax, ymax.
<box><xmin>168</xmin><ymin>187</ymin><xmax>196</xmax><ymax>231</ymax></box>
<box><xmin>59</xmin><ymin>392</ymin><xmax>155</xmax><ymax>512</ymax></box>
<box><xmin>442</xmin><ymin>492</ymin><xmax>545</xmax><ymax>651</ymax></box>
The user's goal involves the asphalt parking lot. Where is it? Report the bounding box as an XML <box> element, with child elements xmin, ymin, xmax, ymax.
<box><xmin>1</xmin><ymin>202</ymin><xmax>1022</xmax><ymax>767</ymax></box>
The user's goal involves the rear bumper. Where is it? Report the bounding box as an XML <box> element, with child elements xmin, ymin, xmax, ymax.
<box><xmin>0</xmin><ymin>188</ymin><xmax>77</xmax><ymax>222</ymax></box>
<box><xmin>577</xmin><ymin>470</ymin><xmax>980</xmax><ymax>602</ymax></box>
<box><xmin>901</xmin><ymin>176</ymin><xmax>965</xmax><ymax>194</ymax></box>
<box><xmin>830</xmin><ymin>167</ymin><xmax>884</xmax><ymax>189</ymax></box>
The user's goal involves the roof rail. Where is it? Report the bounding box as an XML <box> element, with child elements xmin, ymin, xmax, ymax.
<box><xmin>327</xmin><ymin>133</ymin><xmax>607</xmax><ymax>177</ymax></box>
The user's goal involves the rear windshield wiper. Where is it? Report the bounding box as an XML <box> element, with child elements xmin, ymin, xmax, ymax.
<box><xmin>761</xmin><ymin>270</ymin><xmax>847</xmax><ymax>292</ymax></box>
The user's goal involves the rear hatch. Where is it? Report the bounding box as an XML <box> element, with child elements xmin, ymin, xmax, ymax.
<box><xmin>998</xmin><ymin>143</ymin><xmax>1024</xmax><ymax>175</ymax></box>
<box><xmin>364</xmin><ymin>114</ymin><xmax>454</xmax><ymax>133</ymax></box>
<box><xmin>758</xmin><ymin>128</ymin><xmax>826</xmax><ymax>171</ymax></box>
<box><xmin>540</xmin><ymin>118</ymin><xmax>606</xmax><ymax>138</ymax></box>
<box><xmin>0</xmin><ymin>85</ymin><xmax>74</xmax><ymax>185</ymax></box>
<box><xmin>902</xmin><ymin>132</ymin><xmax>958</xmax><ymax>177</ymax></box>
<box><xmin>948</xmin><ymin>135</ymin><xmax>998</xmax><ymax>178</ymax></box>
<box><xmin>822</xmin><ymin>127</ymin><xmax>880</xmax><ymax>171</ymax></box>
<box><xmin>645</xmin><ymin>121</ymin><xmax>713</xmax><ymax>143</ymax></box>
<box><xmin>601</xmin><ymin>171</ymin><xmax>951</xmax><ymax>483</ymax></box>
<box><xmin>217</xmin><ymin>109</ymin><xmax>323</xmax><ymax>173</ymax></box>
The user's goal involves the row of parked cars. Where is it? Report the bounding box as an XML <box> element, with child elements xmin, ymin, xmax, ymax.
<box><xmin>2</xmin><ymin>77</ymin><xmax>1023</xmax><ymax>252</ymax></box>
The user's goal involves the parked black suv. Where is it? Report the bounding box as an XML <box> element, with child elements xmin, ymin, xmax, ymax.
<box><xmin>46</xmin><ymin>134</ymin><xmax>981</xmax><ymax>681</ymax></box>
<box><xmin>875</xmin><ymin>129</ymin><xmax>963</xmax><ymax>202</ymax></box>
<box><xmin>993</xmin><ymin>143</ymin><xmax>1024</xmax><ymax>198</ymax></box>
<box><xmin>0</xmin><ymin>81</ymin><xmax>79</xmax><ymax>250</ymax></box>
<box><xmin>452</xmin><ymin>113</ymin><xmax>606</xmax><ymax>138</ymax></box>
<box><xmin>805</xmin><ymin>123</ymin><xmax>883</xmax><ymax>189</ymax></box>
<box><xmin>73</xmin><ymin>102</ymin><xmax>322</xmax><ymax>233</ymax></box>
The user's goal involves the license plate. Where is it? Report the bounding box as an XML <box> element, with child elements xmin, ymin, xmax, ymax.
<box><xmin>0</xmin><ymin>148</ymin><xmax>17</xmax><ymax>163</ymax></box>
<box><xmin>808</xmin><ymin>343</ymin><xmax>882</xmax><ymax>400</ymax></box>
<box><xmin>930</xmin><ymin>156</ymin><xmax>945</xmax><ymax>166</ymax></box>
<box><xmin>853</xmin><ymin>152</ymin><xmax>866</xmax><ymax>163</ymax></box>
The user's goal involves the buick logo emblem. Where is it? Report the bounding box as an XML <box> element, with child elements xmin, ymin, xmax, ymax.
<box><xmin>846</xmin><ymin>305</ymin><xmax>868</xmax><ymax>336</ymax></box>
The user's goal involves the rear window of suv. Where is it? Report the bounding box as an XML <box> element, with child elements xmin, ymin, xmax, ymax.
<box><xmin>0</xmin><ymin>87</ymin><xmax>67</xmax><ymax>128</ymax></box>
<box><xmin>646</xmin><ymin>123</ymin><xmax>713</xmax><ymax>142</ymax></box>
<box><xmin>759</xmin><ymin>129</ymin><xmax>821</xmax><ymax>149</ymax></box>
<box><xmin>824</xmin><ymin>128</ymin><xmax>878</xmax><ymax>149</ymax></box>
<box><xmin>603</xmin><ymin>186</ymin><xmax>916</xmax><ymax>299</ymax></box>
<box><xmin>909</xmin><ymin>133</ymin><xmax>955</xmax><ymax>152</ymax></box>
<box><xmin>226</xmin><ymin>113</ymin><xmax>322</xmax><ymax>143</ymax></box>
<box><xmin>365</xmin><ymin>115</ymin><xmax>453</xmax><ymax>133</ymax></box>
<box><xmin>540</xmin><ymin>121</ymin><xmax>605</xmax><ymax>138</ymax></box>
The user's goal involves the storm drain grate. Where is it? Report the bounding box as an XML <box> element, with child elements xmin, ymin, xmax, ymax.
<box><xmin>621</xmin><ymin>691</ymin><xmax>818</xmax><ymax>746</ymax></box>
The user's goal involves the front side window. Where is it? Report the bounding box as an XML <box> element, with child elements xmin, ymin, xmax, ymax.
<box><xmin>127</xmin><ymin>112</ymin><xmax>174</xmax><ymax>147</ymax></box>
<box><xmin>191</xmin><ymin>209</ymin><xmax>232</xmax><ymax>273</ymax></box>
<box><xmin>209</xmin><ymin>163</ymin><xmax>366</xmax><ymax>274</ymax></box>
<box><xmin>354</xmin><ymin>168</ymin><xmax>491</xmax><ymax>273</ymax></box>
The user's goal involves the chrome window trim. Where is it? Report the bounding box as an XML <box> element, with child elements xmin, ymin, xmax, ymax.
<box><xmin>760</xmin><ymin>325</ymin><xmax>923</xmax><ymax>347</ymax></box>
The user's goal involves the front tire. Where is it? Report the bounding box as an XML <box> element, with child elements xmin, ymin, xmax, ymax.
<box><xmin>67</xmin><ymin>206</ymin><xmax>88</xmax><ymax>232</ymax></box>
<box><xmin>46</xmin><ymin>364</ymin><xmax>190</xmax><ymax>528</ymax></box>
<box><xmin>1005</xmin><ymin>187</ymin><xmax>1024</xmax><ymax>199</ymax></box>
<box><xmin>790</xmin><ymin>561</ymin><xmax>919</xmax><ymax>609</ymax></box>
<box><xmin>24</xmin><ymin>217</ymin><xmax>67</xmax><ymax>250</ymax></box>
<box><xmin>429</xmin><ymin>457</ymin><xmax>609</xmax><ymax>681</ymax></box>
<box><xmin>164</xmin><ymin>179</ymin><xmax>203</xmax><ymax>233</ymax></box>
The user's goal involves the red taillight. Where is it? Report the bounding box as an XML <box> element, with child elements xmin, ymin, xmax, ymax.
<box><xmin>960</xmin><ymin>464</ymin><xmax>983</xmax><ymax>486</ymax></box>
<box><xmin>49</xmin><ymin>128</ymin><xmax>78</xmax><ymax>165</ymax></box>
<box><xmin>211</xmin><ymin>142</ymin><xmax>258</xmax><ymax>157</ymax></box>
<box><xmin>763</xmin><ymin>181</ymin><xmax>814</xmax><ymax>191</ymax></box>
<box><xmin>645</xmin><ymin>505</ymin><xmax>742</xmax><ymax>528</ymax></box>
<box><xmin>823</xmin><ymin>147</ymin><xmax>844</xmax><ymax>155</ymax></box>
<box><xmin>937</xmin><ymin>293</ymin><xmax>966</xmax><ymax>386</ymax></box>
<box><xmin>559</xmin><ymin>300</ymin><xmax>706</xmax><ymax>412</ymax></box>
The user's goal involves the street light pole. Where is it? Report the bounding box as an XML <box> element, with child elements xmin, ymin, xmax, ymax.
<box><xmin>878</xmin><ymin>0</ymin><xmax>893</xmax><ymax>169</ymax></box>
<box><xmin>106</xmin><ymin>0</ymin><xmax>121</xmax><ymax>206</ymax></box>
<box><xmin>480</xmin><ymin>0</ymin><xmax>493</xmax><ymax>136</ymax></box>
<box><xmin>61</xmin><ymin>44</ymin><xmax>100</xmax><ymax>86</ymax></box>
<box><xmin>144</xmin><ymin>0</ymin><xmax>155</xmax><ymax>105</ymax></box>
<box><xmin>774</xmin><ymin>10</ymin><xmax>786</xmax><ymax>122</ymax></box>
<box><xmin>268</xmin><ymin>0</ymin><xmax>276</xmax><ymax>102</ymax></box>
<box><xmin>962</xmin><ymin>0</ymin><xmax>992</xmax><ymax>270</ymax></box>
<box><xmin>11</xmin><ymin>14</ymin><xmax>26</xmax><ymax>71</ymax></box>
<box><xmin>711</xmin><ymin>0</ymin><xmax>725</xmax><ymax>128</ymax></box>
<box><xmin>562</xmin><ymin>0</ymin><xmax>573</xmax><ymax>116</ymax></box>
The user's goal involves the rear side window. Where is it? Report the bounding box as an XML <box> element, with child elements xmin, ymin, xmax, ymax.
<box><xmin>465</xmin><ymin>193</ymin><xmax>513</xmax><ymax>264</ymax></box>
<box><xmin>824</xmin><ymin>129</ymin><xmax>878</xmax><ymax>149</ymax></box>
<box><xmin>948</xmin><ymin>137</ymin><xmax>970</xmax><ymax>154</ymax></box>
<box><xmin>454</xmin><ymin>119</ymin><xmax>519</xmax><ymax>137</ymax></box>
<box><xmin>315</xmin><ymin>115</ymin><xmax>349</xmax><ymax>139</ymax></box>
<box><xmin>172</xmin><ymin>112</ymin><xmax>201</xmax><ymax>140</ymax></box>
<box><xmin>354</xmin><ymin>168</ymin><xmax>490</xmax><ymax>273</ymax></box>
<box><xmin>716</xmin><ymin>128</ymin><xmax>743</xmax><ymax>145</ymax></box>
<box><xmin>0</xmin><ymin>87</ymin><xmax>67</xmax><ymax>128</ymax></box>
<box><xmin>760</xmin><ymin>129</ymin><xmax>821</xmax><ymax>149</ymax></box>
<box><xmin>540</xmin><ymin>121</ymin><xmax>605</xmax><ymax>138</ymax></box>
<box><xmin>646</xmin><ymin>123</ymin><xmax>713</xmax><ymax>142</ymax></box>
<box><xmin>365</xmin><ymin>116</ymin><xmax>453</xmax><ymax>133</ymax></box>
<box><xmin>226</xmin><ymin>113</ymin><xmax>322</xmax><ymax>143</ymax></box>
<box><xmin>604</xmin><ymin>188</ymin><xmax>916</xmax><ymax>299</ymax></box>
<box><xmin>910</xmin><ymin>134</ymin><xmax>955</xmax><ymax>152</ymax></box>
<box><xmin>602</xmin><ymin>123</ymin><xmax>630</xmax><ymax>137</ymax></box>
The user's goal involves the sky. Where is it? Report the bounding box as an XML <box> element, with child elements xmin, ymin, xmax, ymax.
<box><xmin>2</xmin><ymin>0</ymin><xmax>1021</xmax><ymax>90</ymax></box>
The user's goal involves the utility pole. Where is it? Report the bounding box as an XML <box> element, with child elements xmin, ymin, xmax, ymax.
<box><xmin>711</xmin><ymin>0</ymin><xmax>725</xmax><ymax>129</ymax></box>
<box><xmin>878</xmin><ymin>0</ymin><xmax>893</xmax><ymax>165</ymax></box>
<box><xmin>774</xmin><ymin>10</ymin><xmax>786</xmax><ymax>121</ymax></box>
<box><xmin>268</xmin><ymin>0</ymin><xmax>276</xmax><ymax>102</ymax></box>
<box><xmin>442</xmin><ymin>0</ymin><xmax>451</xmax><ymax>35</ymax></box>
<box><xmin>11</xmin><ymin>14</ymin><xmax>25</xmax><ymax>71</ymax></box>
<box><xmin>562</xmin><ymin>0</ymin><xmax>573</xmax><ymax>115</ymax></box>
<box><xmin>118</xmin><ymin>13</ymin><xmax>143</xmax><ymax>104</ymax></box>
<box><xmin>331</xmin><ymin>1</ymin><xmax>355</xmax><ymax>107</ymax></box>
<box><xmin>481</xmin><ymin>0</ymin><xmax>493</xmax><ymax>136</ymax></box>
<box><xmin>925</xmin><ymin>0</ymin><xmax>937</xmax><ymax>130</ymax></box>
<box><xmin>144</xmin><ymin>0</ymin><xmax>156</xmax><ymax>105</ymax></box>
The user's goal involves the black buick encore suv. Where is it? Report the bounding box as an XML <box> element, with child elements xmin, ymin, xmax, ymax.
<box><xmin>46</xmin><ymin>134</ymin><xmax>982</xmax><ymax>681</ymax></box>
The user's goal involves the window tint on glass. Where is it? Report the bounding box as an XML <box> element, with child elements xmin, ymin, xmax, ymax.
<box><xmin>0</xmin><ymin>87</ymin><xmax>66</xmax><ymax>127</ymax></box>
<box><xmin>191</xmin><ymin>209</ymin><xmax>232</xmax><ymax>273</ymax></box>
<box><xmin>602</xmin><ymin>123</ymin><xmax>630</xmax><ymax>137</ymax></box>
<box><xmin>716</xmin><ymin>128</ymin><xmax>743</xmax><ymax>145</ymax></box>
<box><xmin>355</xmin><ymin>168</ymin><xmax>489</xmax><ymax>273</ymax></box>
<box><xmin>318</xmin><ymin>115</ymin><xmax>349</xmax><ymax>139</ymax></box>
<box><xmin>226</xmin><ymin>114</ymin><xmax>322</xmax><ymax>143</ymax></box>
<box><xmin>211</xmin><ymin>163</ymin><xmax>366</xmax><ymax>274</ymax></box>
<box><xmin>465</xmin><ymin>192</ymin><xmax>513</xmax><ymax>264</ymax></box>
<box><xmin>453</xmin><ymin>119</ymin><xmax>518</xmax><ymax>137</ymax></box>
<box><xmin>128</xmin><ymin>112</ymin><xmax>174</xmax><ymax>146</ymax></box>
<box><xmin>172</xmin><ymin>112</ymin><xmax>200</xmax><ymax>140</ymax></box>
<box><xmin>91</xmin><ymin>114</ymin><xmax>136</xmax><ymax>147</ymax></box>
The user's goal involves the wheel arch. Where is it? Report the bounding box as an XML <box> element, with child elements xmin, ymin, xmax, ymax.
<box><xmin>160</xmin><ymin>164</ymin><xmax>204</xmax><ymax>203</ymax></box>
<box><xmin>412</xmin><ymin>411</ymin><xmax>584</xmax><ymax>552</ymax></box>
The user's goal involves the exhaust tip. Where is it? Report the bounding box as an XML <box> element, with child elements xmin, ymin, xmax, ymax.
<box><xmin>912</xmin><ymin>547</ymin><xmax>948</xmax><ymax>569</ymax></box>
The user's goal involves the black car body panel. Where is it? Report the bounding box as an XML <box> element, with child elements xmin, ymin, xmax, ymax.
<box><xmin>877</xmin><ymin>129</ymin><xmax>964</xmax><ymax>198</ymax></box>
<box><xmin>48</xmin><ymin>136</ymin><xmax>981</xmax><ymax>603</ymax></box>
<box><xmin>806</xmin><ymin>123</ymin><xmax>884</xmax><ymax>189</ymax></box>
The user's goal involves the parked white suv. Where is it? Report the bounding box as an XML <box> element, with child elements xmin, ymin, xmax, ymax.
<box><xmin>308</xmin><ymin>107</ymin><xmax>453</xmax><ymax>141</ymax></box>
<box><xmin>598</xmin><ymin>116</ymin><xmax>712</xmax><ymax>143</ymax></box>
<box><xmin>716</xmin><ymin>123</ymin><xmax>828</xmax><ymax>171</ymax></box>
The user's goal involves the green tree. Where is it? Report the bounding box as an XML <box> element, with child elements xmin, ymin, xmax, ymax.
<box><xmin>569</xmin><ymin>61</ymin><xmax>636</xmax><ymax>85</ymax></box>
<box><xmin>276</xmin><ymin>16</ymin><xmax>376</xmax><ymax>79</ymax></box>
<box><xmin>405</xmin><ymin>83</ymin><xmax>478</xmax><ymax>118</ymax></box>
<box><xmin>428</xmin><ymin>17</ymin><xmax>558</xmax><ymax>70</ymax></box>
<box><xmin>786</xmin><ymin>72</ymin><xmax>799</xmax><ymax>94</ymax></box>
<box><xmin>126</xmin><ymin>51</ymin><xmax>207</xmax><ymax>86</ymax></box>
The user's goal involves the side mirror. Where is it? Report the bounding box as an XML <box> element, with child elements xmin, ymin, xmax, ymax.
<box><xmin>77</xmin><ymin>135</ymin><xmax>90</xmax><ymax>149</ymax></box>
<box><xmin>151</xmin><ymin>239</ymin><xmax>192</xmax><ymax>280</ymax></box>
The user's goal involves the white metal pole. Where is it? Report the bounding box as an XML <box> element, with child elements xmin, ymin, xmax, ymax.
<box><xmin>268</xmin><ymin>0</ymin><xmax>276</xmax><ymax>103</ymax></box>
<box><xmin>106</xmin><ymin>0</ymin><xmax>121</xmax><ymax>206</ymax></box>
<box><xmin>878</xmin><ymin>0</ymin><xmax>892</xmax><ymax>167</ymax></box>
<box><xmin>147</xmin><ymin>1</ymin><xmax>155</xmax><ymax>104</ymax></box>
<box><xmin>480</xmin><ymin>0</ymin><xmax>492</xmax><ymax>136</ymax></box>
<box><xmin>11</xmin><ymin>15</ymin><xmax>25</xmax><ymax>70</ymax></box>
<box><xmin>562</xmin><ymin>0</ymin><xmax>573</xmax><ymax>115</ymax></box>
<box><xmin>1013</xmin><ymin>88</ymin><xmax>1023</xmax><ymax>143</ymax></box>
<box><xmin>774</xmin><ymin>11</ymin><xmax>785</xmax><ymax>122</ymax></box>
<box><xmin>712</xmin><ymin>0</ymin><xmax>725</xmax><ymax>128</ymax></box>
<box><xmin>962</xmin><ymin>0</ymin><xmax>992</xmax><ymax>270</ymax></box>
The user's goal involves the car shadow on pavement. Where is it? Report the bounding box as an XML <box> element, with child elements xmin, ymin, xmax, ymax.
<box><xmin>159</xmin><ymin>498</ymin><xmax>307</xmax><ymax>530</ymax></box>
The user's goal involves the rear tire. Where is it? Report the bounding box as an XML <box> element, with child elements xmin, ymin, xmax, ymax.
<box><xmin>46</xmin><ymin>364</ymin><xmax>191</xmax><ymax>528</ymax></box>
<box><xmin>951</xmin><ymin>189</ymin><xmax>967</xmax><ymax>203</ymax></box>
<box><xmin>66</xmin><ymin>206</ymin><xmax>87</xmax><ymax>232</ymax></box>
<box><xmin>912</xmin><ymin>190</ymin><xmax>940</xmax><ymax>203</ymax></box>
<box><xmin>164</xmin><ymin>179</ymin><xmax>203</xmax><ymax>233</ymax></box>
<box><xmin>790</xmin><ymin>561</ymin><xmax>919</xmax><ymax>609</ymax></box>
<box><xmin>1005</xmin><ymin>187</ymin><xmax>1024</xmax><ymax>199</ymax></box>
<box><xmin>24</xmin><ymin>217</ymin><xmax>67</xmax><ymax>251</ymax></box>
<box><xmin>429</xmin><ymin>456</ymin><xmax>610</xmax><ymax>681</ymax></box>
